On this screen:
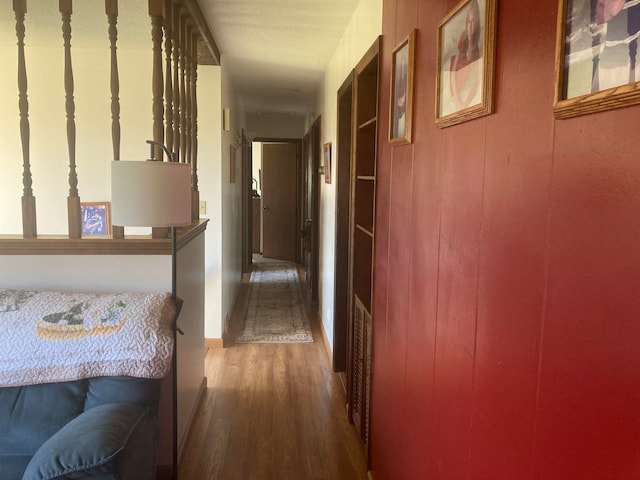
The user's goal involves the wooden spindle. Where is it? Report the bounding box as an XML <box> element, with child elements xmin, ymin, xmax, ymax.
<box><xmin>150</xmin><ymin>0</ymin><xmax>164</xmax><ymax>161</ymax></box>
<box><xmin>172</xmin><ymin>3</ymin><xmax>181</xmax><ymax>162</ymax></box>
<box><xmin>164</xmin><ymin>0</ymin><xmax>174</xmax><ymax>157</ymax></box>
<box><xmin>14</xmin><ymin>0</ymin><xmax>37</xmax><ymax>238</ymax></box>
<box><xmin>106</xmin><ymin>0</ymin><xmax>123</xmax><ymax>239</ymax></box>
<box><xmin>106</xmin><ymin>0</ymin><xmax>120</xmax><ymax>161</ymax></box>
<box><xmin>190</xmin><ymin>30</ymin><xmax>199</xmax><ymax>221</ymax></box>
<box><xmin>184</xmin><ymin>24</ymin><xmax>192</xmax><ymax>169</ymax></box>
<box><xmin>60</xmin><ymin>0</ymin><xmax>81</xmax><ymax>239</ymax></box>
<box><xmin>150</xmin><ymin>0</ymin><xmax>169</xmax><ymax>239</ymax></box>
<box><xmin>180</xmin><ymin>14</ymin><xmax>187</xmax><ymax>165</ymax></box>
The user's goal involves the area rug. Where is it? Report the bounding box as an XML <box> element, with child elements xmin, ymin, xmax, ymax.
<box><xmin>235</xmin><ymin>261</ymin><xmax>313</xmax><ymax>344</ymax></box>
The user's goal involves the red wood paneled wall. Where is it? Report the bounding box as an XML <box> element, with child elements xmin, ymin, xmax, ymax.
<box><xmin>370</xmin><ymin>0</ymin><xmax>640</xmax><ymax>479</ymax></box>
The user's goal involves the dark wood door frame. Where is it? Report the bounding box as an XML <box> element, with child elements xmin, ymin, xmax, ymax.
<box><xmin>307</xmin><ymin>117</ymin><xmax>321</xmax><ymax>302</ymax></box>
<box><xmin>241</xmin><ymin>131</ymin><xmax>252</xmax><ymax>275</ymax></box>
<box><xmin>333</xmin><ymin>73</ymin><xmax>354</xmax><ymax>373</ymax></box>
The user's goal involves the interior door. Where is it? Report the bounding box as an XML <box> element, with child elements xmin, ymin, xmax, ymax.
<box><xmin>262</xmin><ymin>142</ymin><xmax>298</xmax><ymax>262</ymax></box>
<box><xmin>303</xmin><ymin>118</ymin><xmax>321</xmax><ymax>301</ymax></box>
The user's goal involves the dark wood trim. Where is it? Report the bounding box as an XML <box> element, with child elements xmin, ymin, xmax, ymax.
<box><xmin>0</xmin><ymin>219</ymin><xmax>208</xmax><ymax>255</ymax></box>
<box><xmin>156</xmin><ymin>465</ymin><xmax>172</xmax><ymax>480</ymax></box>
<box><xmin>310</xmin><ymin>116</ymin><xmax>321</xmax><ymax>301</ymax></box>
<box><xmin>183</xmin><ymin>0</ymin><xmax>220</xmax><ymax>65</ymax></box>
<box><xmin>253</xmin><ymin>137</ymin><xmax>301</xmax><ymax>143</ymax></box>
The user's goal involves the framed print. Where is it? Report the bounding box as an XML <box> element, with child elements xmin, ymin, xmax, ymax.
<box><xmin>553</xmin><ymin>0</ymin><xmax>640</xmax><ymax>119</ymax></box>
<box><xmin>81</xmin><ymin>202</ymin><xmax>110</xmax><ymax>236</ymax></box>
<box><xmin>435</xmin><ymin>0</ymin><xmax>498</xmax><ymax>128</ymax></box>
<box><xmin>323</xmin><ymin>142</ymin><xmax>332</xmax><ymax>184</ymax></box>
<box><xmin>389</xmin><ymin>30</ymin><xmax>416</xmax><ymax>144</ymax></box>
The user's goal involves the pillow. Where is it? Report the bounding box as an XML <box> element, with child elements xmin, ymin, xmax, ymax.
<box><xmin>22</xmin><ymin>403</ymin><xmax>148</xmax><ymax>480</ymax></box>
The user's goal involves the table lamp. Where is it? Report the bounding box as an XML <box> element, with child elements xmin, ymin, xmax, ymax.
<box><xmin>111</xmin><ymin>153</ymin><xmax>191</xmax><ymax>480</ymax></box>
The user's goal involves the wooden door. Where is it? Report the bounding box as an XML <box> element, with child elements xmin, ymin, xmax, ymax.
<box><xmin>302</xmin><ymin>118</ymin><xmax>321</xmax><ymax>301</ymax></box>
<box><xmin>262</xmin><ymin>143</ymin><xmax>298</xmax><ymax>262</ymax></box>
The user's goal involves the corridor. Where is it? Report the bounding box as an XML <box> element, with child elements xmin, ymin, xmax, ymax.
<box><xmin>178</xmin><ymin>263</ymin><xmax>367</xmax><ymax>479</ymax></box>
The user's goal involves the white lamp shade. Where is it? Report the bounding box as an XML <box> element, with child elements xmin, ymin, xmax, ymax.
<box><xmin>111</xmin><ymin>161</ymin><xmax>192</xmax><ymax>227</ymax></box>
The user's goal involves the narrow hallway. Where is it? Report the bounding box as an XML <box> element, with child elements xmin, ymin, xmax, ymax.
<box><xmin>179</xmin><ymin>261</ymin><xmax>367</xmax><ymax>480</ymax></box>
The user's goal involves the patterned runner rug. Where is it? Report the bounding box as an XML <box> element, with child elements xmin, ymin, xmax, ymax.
<box><xmin>236</xmin><ymin>261</ymin><xmax>313</xmax><ymax>343</ymax></box>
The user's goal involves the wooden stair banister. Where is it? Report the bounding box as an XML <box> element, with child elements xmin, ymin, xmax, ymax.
<box><xmin>185</xmin><ymin>23</ymin><xmax>192</xmax><ymax>173</ymax></box>
<box><xmin>190</xmin><ymin>28</ymin><xmax>199</xmax><ymax>222</ymax></box>
<box><xmin>172</xmin><ymin>2</ymin><xmax>181</xmax><ymax>163</ymax></box>
<box><xmin>4</xmin><ymin>0</ymin><xmax>214</xmax><ymax>242</ymax></box>
<box><xmin>179</xmin><ymin>12</ymin><xmax>187</xmax><ymax>167</ymax></box>
<box><xmin>106</xmin><ymin>0</ymin><xmax>124</xmax><ymax>240</ymax></box>
<box><xmin>149</xmin><ymin>0</ymin><xmax>169</xmax><ymax>240</ymax></box>
<box><xmin>14</xmin><ymin>0</ymin><xmax>37</xmax><ymax>239</ymax></box>
<box><xmin>60</xmin><ymin>0</ymin><xmax>82</xmax><ymax>239</ymax></box>
<box><xmin>164</xmin><ymin>0</ymin><xmax>174</xmax><ymax>159</ymax></box>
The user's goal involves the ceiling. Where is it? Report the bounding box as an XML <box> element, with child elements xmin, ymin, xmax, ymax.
<box><xmin>0</xmin><ymin>0</ymin><xmax>361</xmax><ymax>116</ymax></box>
<box><xmin>198</xmin><ymin>0</ymin><xmax>361</xmax><ymax>115</ymax></box>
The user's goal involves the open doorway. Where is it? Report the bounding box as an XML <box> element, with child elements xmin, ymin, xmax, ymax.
<box><xmin>250</xmin><ymin>140</ymin><xmax>302</xmax><ymax>264</ymax></box>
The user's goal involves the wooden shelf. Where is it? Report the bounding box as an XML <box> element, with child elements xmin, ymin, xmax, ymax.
<box><xmin>358</xmin><ymin>117</ymin><xmax>377</xmax><ymax>130</ymax></box>
<box><xmin>355</xmin><ymin>224</ymin><xmax>373</xmax><ymax>237</ymax></box>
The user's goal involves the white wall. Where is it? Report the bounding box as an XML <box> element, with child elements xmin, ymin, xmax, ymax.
<box><xmin>316</xmin><ymin>0</ymin><xmax>383</xmax><ymax>352</ymax></box>
<box><xmin>198</xmin><ymin>66</ymin><xmax>224</xmax><ymax>340</ymax></box>
<box><xmin>220</xmin><ymin>53</ymin><xmax>243</xmax><ymax>339</ymax></box>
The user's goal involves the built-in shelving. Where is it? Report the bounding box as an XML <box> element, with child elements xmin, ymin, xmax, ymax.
<box><xmin>347</xmin><ymin>36</ymin><xmax>380</xmax><ymax>451</ymax></box>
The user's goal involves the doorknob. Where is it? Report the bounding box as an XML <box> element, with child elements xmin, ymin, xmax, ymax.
<box><xmin>263</xmin><ymin>206</ymin><xmax>270</xmax><ymax>210</ymax></box>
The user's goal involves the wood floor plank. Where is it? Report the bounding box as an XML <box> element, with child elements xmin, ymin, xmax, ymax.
<box><xmin>179</xmin><ymin>268</ymin><xmax>367</xmax><ymax>480</ymax></box>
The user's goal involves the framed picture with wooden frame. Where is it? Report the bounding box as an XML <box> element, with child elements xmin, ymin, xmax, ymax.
<box><xmin>389</xmin><ymin>29</ymin><xmax>416</xmax><ymax>144</ymax></box>
<box><xmin>435</xmin><ymin>0</ymin><xmax>498</xmax><ymax>128</ymax></box>
<box><xmin>323</xmin><ymin>142</ymin><xmax>332</xmax><ymax>184</ymax></box>
<box><xmin>81</xmin><ymin>202</ymin><xmax>111</xmax><ymax>236</ymax></box>
<box><xmin>553</xmin><ymin>0</ymin><xmax>640</xmax><ymax>119</ymax></box>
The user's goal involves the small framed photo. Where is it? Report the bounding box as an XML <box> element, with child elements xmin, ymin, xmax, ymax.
<box><xmin>389</xmin><ymin>30</ymin><xmax>416</xmax><ymax>144</ymax></box>
<box><xmin>323</xmin><ymin>142</ymin><xmax>332</xmax><ymax>184</ymax></box>
<box><xmin>553</xmin><ymin>0</ymin><xmax>640</xmax><ymax>119</ymax></box>
<box><xmin>81</xmin><ymin>202</ymin><xmax>110</xmax><ymax>236</ymax></box>
<box><xmin>435</xmin><ymin>0</ymin><xmax>498</xmax><ymax>128</ymax></box>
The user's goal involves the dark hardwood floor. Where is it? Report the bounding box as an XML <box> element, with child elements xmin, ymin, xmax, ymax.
<box><xmin>179</xmin><ymin>266</ymin><xmax>367</xmax><ymax>480</ymax></box>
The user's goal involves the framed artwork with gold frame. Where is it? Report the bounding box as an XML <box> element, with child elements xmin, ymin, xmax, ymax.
<box><xmin>553</xmin><ymin>0</ymin><xmax>640</xmax><ymax>119</ymax></box>
<box><xmin>435</xmin><ymin>0</ymin><xmax>498</xmax><ymax>128</ymax></box>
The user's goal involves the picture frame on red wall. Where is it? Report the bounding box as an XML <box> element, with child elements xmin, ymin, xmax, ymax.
<box><xmin>553</xmin><ymin>0</ymin><xmax>640</xmax><ymax>119</ymax></box>
<box><xmin>389</xmin><ymin>29</ymin><xmax>416</xmax><ymax>144</ymax></box>
<box><xmin>435</xmin><ymin>0</ymin><xmax>498</xmax><ymax>128</ymax></box>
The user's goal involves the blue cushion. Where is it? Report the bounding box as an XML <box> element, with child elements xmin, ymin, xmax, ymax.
<box><xmin>0</xmin><ymin>454</ymin><xmax>32</xmax><ymax>480</ymax></box>
<box><xmin>0</xmin><ymin>381</ymin><xmax>87</xmax><ymax>455</ymax></box>
<box><xmin>22</xmin><ymin>403</ymin><xmax>148</xmax><ymax>480</ymax></box>
<box><xmin>85</xmin><ymin>377</ymin><xmax>162</xmax><ymax>415</ymax></box>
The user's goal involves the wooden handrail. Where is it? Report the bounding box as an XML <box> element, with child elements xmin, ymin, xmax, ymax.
<box><xmin>0</xmin><ymin>220</ymin><xmax>208</xmax><ymax>256</ymax></box>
